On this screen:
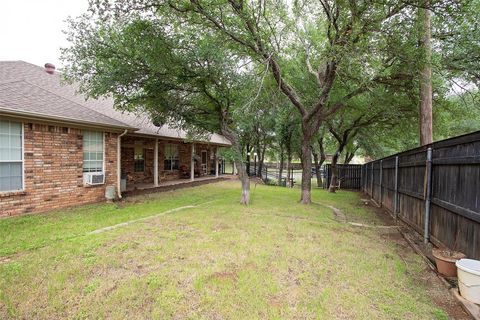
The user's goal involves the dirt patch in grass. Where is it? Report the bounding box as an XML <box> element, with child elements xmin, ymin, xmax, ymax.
<box><xmin>421</xmin><ymin>269</ymin><xmax>470</xmax><ymax>320</ymax></box>
<box><xmin>328</xmin><ymin>194</ymin><xmax>469</xmax><ymax>320</ymax></box>
<box><xmin>209</xmin><ymin>271</ymin><xmax>239</xmax><ymax>282</ymax></box>
<box><xmin>212</xmin><ymin>222</ymin><xmax>231</xmax><ymax>231</ymax></box>
<box><xmin>357</xmin><ymin>199</ymin><xmax>397</xmax><ymax>226</ymax></box>
<box><xmin>373</xmin><ymin>209</ymin><xmax>470</xmax><ymax>319</ymax></box>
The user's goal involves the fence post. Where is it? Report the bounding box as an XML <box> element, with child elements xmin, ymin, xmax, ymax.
<box><xmin>424</xmin><ymin>147</ymin><xmax>433</xmax><ymax>244</ymax></box>
<box><xmin>393</xmin><ymin>156</ymin><xmax>399</xmax><ymax>220</ymax></box>
<box><xmin>379</xmin><ymin>160</ymin><xmax>383</xmax><ymax>206</ymax></box>
<box><xmin>366</xmin><ymin>165</ymin><xmax>368</xmax><ymax>192</ymax></box>
<box><xmin>361</xmin><ymin>165</ymin><xmax>364</xmax><ymax>191</ymax></box>
<box><xmin>370</xmin><ymin>162</ymin><xmax>374</xmax><ymax>197</ymax></box>
<box><xmin>265</xmin><ymin>166</ymin><xmax>268</xmax><ymax>182</ymax></box>
<box><xmin>365</xmin><ymin>164</ymin><xmax>368</xmax><ymax>192</ymax></box>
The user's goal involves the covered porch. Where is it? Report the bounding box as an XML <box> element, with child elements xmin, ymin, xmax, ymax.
<box><xmin>123</xmin><ymin>175</ymin><xmax>229</xmax><ymax>197</ymax></box>
<box><xmin>119</xmin><ymin>135</ymin><xmax>228</xmax><ymax>194</ymax></box>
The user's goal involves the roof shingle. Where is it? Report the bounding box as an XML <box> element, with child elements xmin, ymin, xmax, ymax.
<box><xmin>0</xmin><ymin>80</ymin><xmax>131</xmax><ymax>128</ymax></box>
<box><xmin>0</xmin><ymin>61</ymin><xmax>231</xmax><ymax>145</ymax></box>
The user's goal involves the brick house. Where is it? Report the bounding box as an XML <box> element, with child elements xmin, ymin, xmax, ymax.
<box><xmin>0</xmin><ymin>61</ymin><xmax>231</xmax><ymax>217</ymax></box>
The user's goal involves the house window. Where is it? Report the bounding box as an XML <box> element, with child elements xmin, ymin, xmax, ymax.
<box><xmin>83</xmin><ymin>131</ymin><xmax>104</xmax><ymax>173</ymax></box>
<box><xmin>164</xmin><ymin>144</ymin><xmax>179</xmax><ymax>171</ymax></box>
<box><xmin>0</xmin><ymin>120</ymin><xmax>23</xmax><ymax>192</ymax></box>
<box><xmin>134</xmin><ymin>145</ymin><xmax>145</xmax><ymax>172</ymax></box>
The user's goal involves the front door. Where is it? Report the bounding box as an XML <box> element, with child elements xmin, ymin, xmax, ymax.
<box><xmin>201</xmin><ymin>150</ymin><xmax>208</xmax><ymax>175</ymax></box>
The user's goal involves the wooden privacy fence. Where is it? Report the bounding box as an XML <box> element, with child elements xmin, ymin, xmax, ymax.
<box><xmin>362</xmin><ymin>131</ymin><xmax>480</xmax><ymax>259</ymax></box>
<box><xmin>324</xmin><ymin>164</ymin><xmax>362</xmax><ymax>190</ymax></box>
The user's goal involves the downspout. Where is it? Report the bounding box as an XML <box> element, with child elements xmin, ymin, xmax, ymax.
<box><xmin>117</xmin><ymin>129</ymin><xmax>128</xmax><ymax>199</ymax></box>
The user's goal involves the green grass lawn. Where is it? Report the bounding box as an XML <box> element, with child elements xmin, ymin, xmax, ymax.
<box><xmin>0</xmin><ymin>181</ymin><xmax>448</xmax><ymax>319</ymax></box>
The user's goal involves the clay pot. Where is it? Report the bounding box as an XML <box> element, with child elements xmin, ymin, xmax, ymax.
<box><xmin>432</xmin><ymin>248</ymin><xmax>466</xmax><ymax>277</ymax></box>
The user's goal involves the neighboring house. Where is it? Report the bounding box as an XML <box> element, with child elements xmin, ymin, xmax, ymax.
<box><xmin>0</xmin><ymin>61</ymin><xmax>231</xmax><ymax>217</ymax></box>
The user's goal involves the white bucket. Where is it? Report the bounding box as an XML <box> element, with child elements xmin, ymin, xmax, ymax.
<box><xmin>456</xmin><ymin>259</ymin><xmax>480</xmax><ymax>304</ymax></box>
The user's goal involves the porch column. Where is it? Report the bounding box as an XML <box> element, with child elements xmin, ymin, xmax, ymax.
<box><xmin>154</xmin><ymin>138</ymin><xmax>159</xmax><ymax>187</ymax></box>
<box><xmin>215</xmin><ymin>147</ymin><xmax>219</xmax><ymax>178</ymax></box>
<box><xmin>117</xmin><ymin>130</ymin><xmax>128</xmax><ymax>198</ymax></box>
<box><xmin>191</xmin><ymin>143</ymin><xmax>195</xmax><ymax>181</ymax></box>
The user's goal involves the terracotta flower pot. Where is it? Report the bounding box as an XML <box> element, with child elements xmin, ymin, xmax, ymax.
<box><xmin>432</xmin><ymin>248</ymin><xmax>466</xmax><ymax>277</ymax></box>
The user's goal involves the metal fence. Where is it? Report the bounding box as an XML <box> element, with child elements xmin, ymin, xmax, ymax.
<box><xmin>362</xmin><ymin>131</ymin><xmax>480</xmax><ymax>259</ymax></box>
<box><xmin>258</xmin><ymin>167</ymin><xmax>295</xmax><ymax>186</ymax></box>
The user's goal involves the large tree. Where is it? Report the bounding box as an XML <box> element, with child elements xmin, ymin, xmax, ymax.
<box><xmin>417</xmin><ymin>0</ymin><xmax>476</xmax><ymax>145</ymax></box>
<box><xmin>62</xmin><ymin>0</ymin><xmax>474</xmax><ymax>204</ymax></box>
<box><xmin>326</xmin><ymin>79</ymin><xmax>418</xmax><ymax>192</ymax></box>
<box><xmin>274</xmin><ymin>104</ymin><xmax>301</xmax><ymax>187</ymax></box>
<box><xmin>311</xmin><ymin>128</ymin><xmax>328</xmax><ymax>188</ymax></box>
<box><xmin>62</xmin><ymin>14</ymin><xmax>267</xmax><ymax>204</ymax></box>
<box><xmin>158</xmin><ymin>0</ymin><xmax>424</xmax><ymax>203</ymax></box>
<box><xmin>418</xmin><ymin>0</ymin><xmax>433</xmax><ymax>145</ymax></box>
<box><xmin>434</xmin><ymin>0</ymin><xmax>480</xmax><ymax>90</ymax></box>
<box><xmin>238</xmin><ymin>85</ymin><xmax>277</xmax><ymax>178</ymax></box>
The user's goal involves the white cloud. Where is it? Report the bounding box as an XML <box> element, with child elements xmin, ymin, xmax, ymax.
<box><xmin>0</xmin><ymin>0</ymin><xmax>88</xmax><ymax>68</ymax></box>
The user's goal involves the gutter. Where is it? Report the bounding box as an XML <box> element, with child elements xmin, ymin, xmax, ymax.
<box><xmin>117</xmin><ymin>129</ymin><xmax>128</xmax><ymax>199</ymax></box>
<box><xmin>0</xmin><ymin>107</ymin><xmax>136</xmax><ymax>131</ymax></box>
<box><xmin>126</xmin><ymin>133</ymin><xmax>232</xmax><ymax>147</ymax></box>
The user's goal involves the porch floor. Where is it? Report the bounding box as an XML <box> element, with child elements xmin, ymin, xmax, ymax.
<box><xmin>123</xmin><ymin>175</ymin><xmax>232</xmax><ymax>196</ymax></box>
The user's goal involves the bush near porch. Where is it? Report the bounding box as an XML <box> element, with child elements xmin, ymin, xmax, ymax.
<box><xmin>0</xmin><ymin>181</ymin><xmax>451</xmax><ymax>319</ymax></box>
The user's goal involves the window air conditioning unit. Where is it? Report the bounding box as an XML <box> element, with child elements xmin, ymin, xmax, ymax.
<box><xmin>84</xmin><ymin>172</ymin><xmax>105</xmax><ymax>186</ymax></box>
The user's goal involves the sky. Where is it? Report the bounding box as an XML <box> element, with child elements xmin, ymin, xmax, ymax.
<box><xmin>0</xmin><ymin>0</ymin><xmax>88</xmax><ymax>68</ymax></box>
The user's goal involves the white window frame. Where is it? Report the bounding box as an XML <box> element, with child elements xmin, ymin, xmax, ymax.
<box><xmin>82</xmin><ymin>130</ymin><xmax>105</xmax><ymax>173</ymax></box>
<box><xmin>164</xmin><ymin>143</ymin><xmax>179</xmax><ymax>171</ymax></box>
<box><xmin>0</xmin><ymin>120</ymin><xmax>24</xmax><ymax>193</ymax></box>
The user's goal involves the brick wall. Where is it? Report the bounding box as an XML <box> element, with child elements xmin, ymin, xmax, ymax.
<box><xmin>120</xmin><ymin>136</ymin><xmax>156</xmax><ymax>184</ymax></box>
<box><xmin>0</xmin><ymin>122</ymin><xmax>118</xmax><ymax>217</ymax></box>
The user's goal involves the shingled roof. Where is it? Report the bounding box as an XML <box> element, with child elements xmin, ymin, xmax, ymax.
<box><xmin>0</xmin><ymin>61</ymin><xmax>231</xmax><ymax>145</ymax></box>
<box><xmin>0</xmin><ymin>80</ymin><xmax>132</xmax><ymax>129</ymax></box>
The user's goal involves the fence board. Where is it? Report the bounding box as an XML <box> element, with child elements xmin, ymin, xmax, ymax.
<box><xmin>363</xmin><ymin>130</ymin><xmax>480</xmax><ymax>259</ymax></box>
<box><xmin>324</xmin><ymin>164</ymin><xmax>362</xmax><ymax>190</ymax></box>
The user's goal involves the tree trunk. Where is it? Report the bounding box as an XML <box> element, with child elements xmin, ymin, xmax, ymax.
<box><xmin>245</xmin><ymin>143</ymin><xmax>251</xmax><ymax>176</ymax></box>
<box><xmin>319</xmin><ymin>138</ymin><xmax>326</xmax><ymax>185</ymax></box>
<box><xmin>344</xmin><ymin>151</ymin><xmax>354</xmax><ymax>164</ymax></box>
<box><xmin>256</xmin><ymin>145</ymin><xmax>266</xmax><ymax>178</ymax></box>
<box><xmin>221</xmin><ymin>129</ymin><xmax>250</xmax><ymax>205</ymax></box>
<box><xmin>286</xmin><ymin>156</ymin><xmax>291</xmax><ymax>188</ymax></box>
<box><xmin>254</xmin><ymin>143</ymin><xmax>260</xmax><ymax>177</ymax></box>
<box><xmin>236</xmin><ymin>158</ymin><xmax>250</xmax><ymax>205</ymax></box>
<box><xmin>278</xmin><ymin>146</ymin><xmax>284</xmax><ymax>186</ymax></box>
<box><xmin>344</xmin><ymin>146</ymin><xmax>359</xmax><ymax>164</ymax></box>
<box><xmin>328</xmin><ymin>151</ymin><xmax>340</xmax><ymax>193</ymax></box>
<box><xmin>300</xmin><ymin>133</ymin><xmax>313</xmax><ymax>204</ymax></box>
<box><xmin>418</xmin><ymin>0</ymin><xmax>433</xmax><ymax>146</ymax></box>
<box><xmin>312</xmin><ymin>148</ymin><xmax>322</xmax><ymax>188</ymax></box>
<box><xmin>329</xmin><ymin>141</ymin><xmax>347</xmax><ymax>193</ymax></box>
<box><xmin>318</xmin><ymin>158</ymin><xmax>325</xmax><ymax>187</ymax></box>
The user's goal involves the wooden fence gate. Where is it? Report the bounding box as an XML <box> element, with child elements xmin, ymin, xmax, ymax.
<box><xmin>323</xmin><ymin>164</ymin><xmax>362</xmax><ymax>190</ymax></box>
